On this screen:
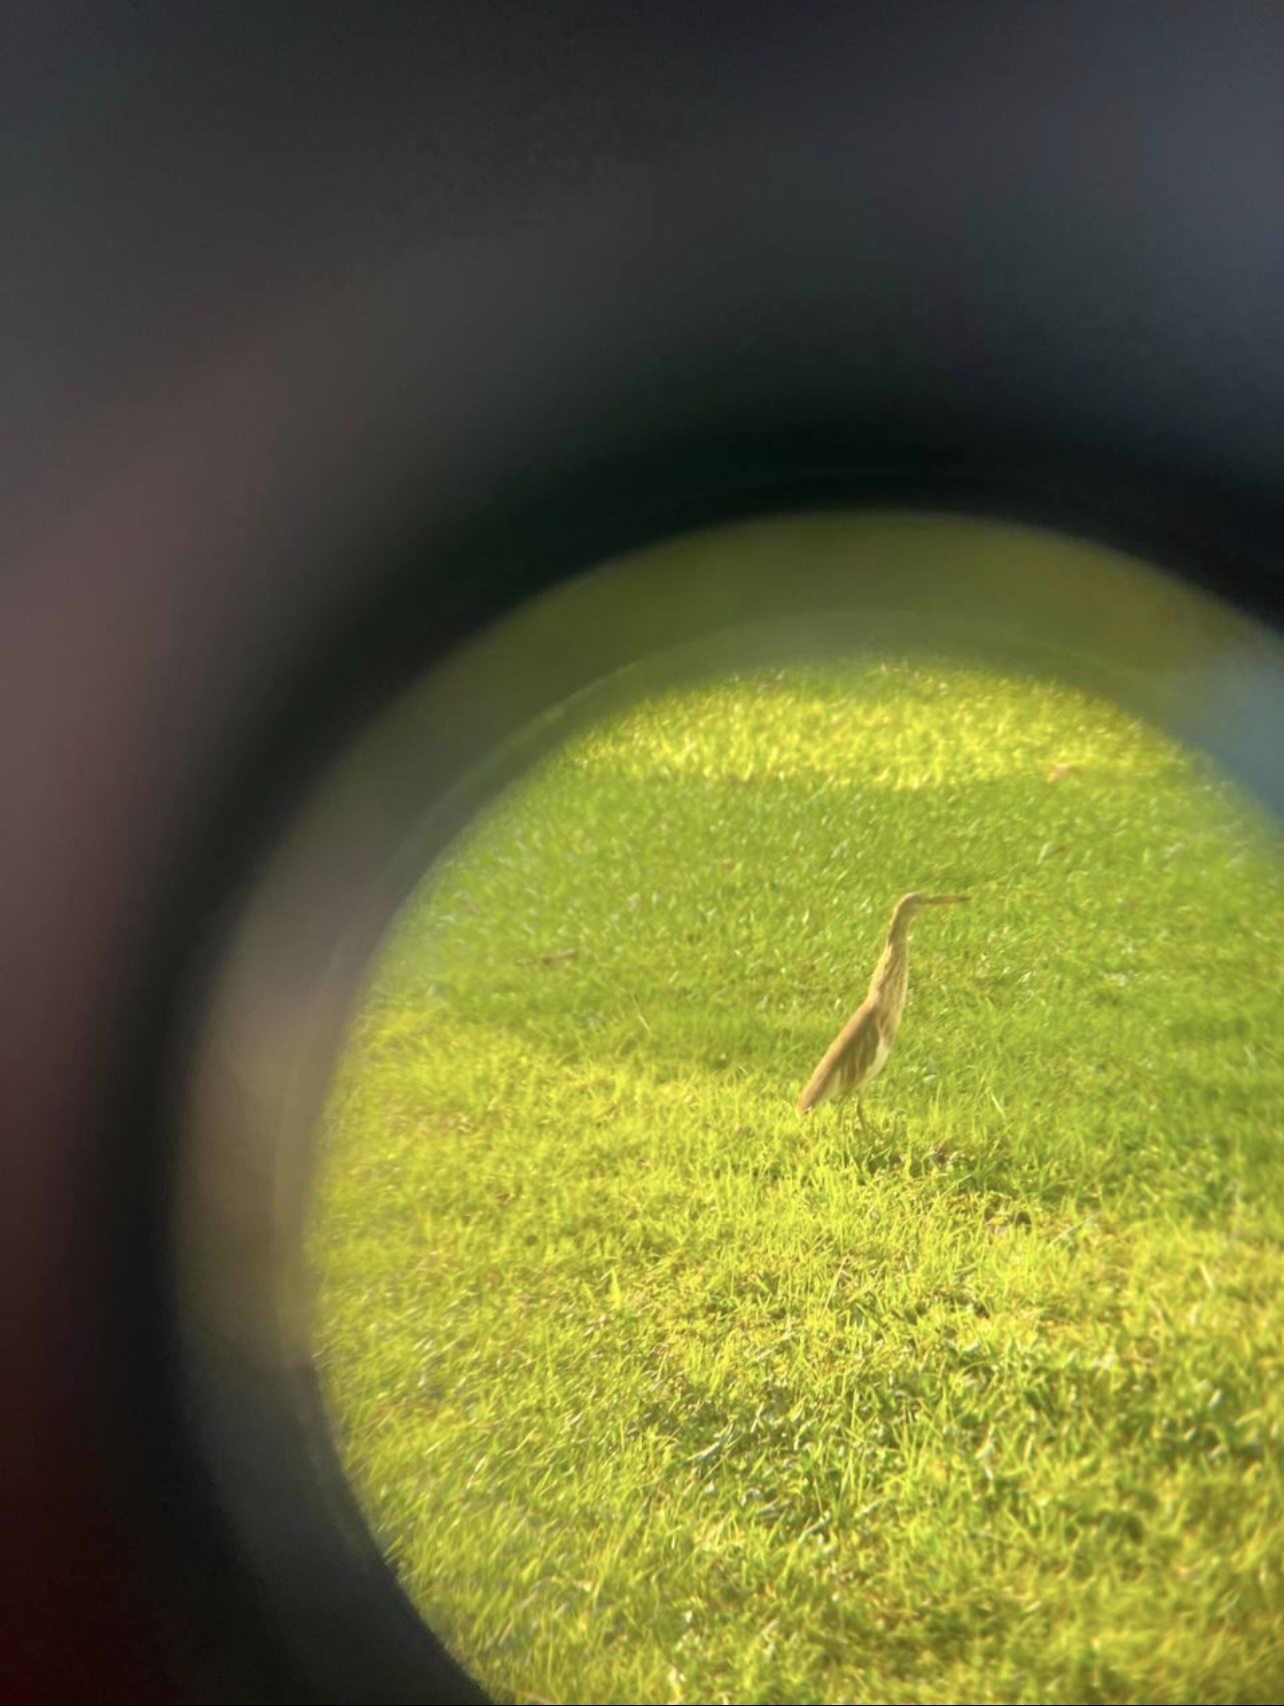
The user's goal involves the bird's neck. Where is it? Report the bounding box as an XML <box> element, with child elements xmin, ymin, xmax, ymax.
<box><xmin>867</xmin><ymin>916</ymin><xmax>910</xmax><ymax>1006</ymax></box>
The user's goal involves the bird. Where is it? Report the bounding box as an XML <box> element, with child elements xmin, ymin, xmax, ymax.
<box><xmin>797</xmin><ymin>891</ymin><xmax>966</xmax><ymax>1128</ymax></box>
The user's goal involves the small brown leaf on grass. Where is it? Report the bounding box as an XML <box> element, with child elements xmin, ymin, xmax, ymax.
<box><xmin>1047</xmin><ymin>762</ymin><xmax>1083</xmax><ymax>782</ymax></box>
<box><xmin>989</xmin><ymin>1208</ymin><xmax>1033</xmax><ymax>1238</ymax></box>
<box><xmin>922</xmin><ymin>1285</ymin><xmax>990</xmax><ymax>1318</ymax></box>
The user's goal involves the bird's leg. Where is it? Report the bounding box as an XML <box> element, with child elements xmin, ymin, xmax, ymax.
<box><xmin>855</xmin><ymin>1096</ymin><xmax>866</xmax><ymax>1133</ymax></box>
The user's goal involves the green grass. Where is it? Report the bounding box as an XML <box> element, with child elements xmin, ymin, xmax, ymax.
<box><xmin>310</xmin><ymin>659</ymin><xmax>1284</xmax><ymax>1704</ymax></box>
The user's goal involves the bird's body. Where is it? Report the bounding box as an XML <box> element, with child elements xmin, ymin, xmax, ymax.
<box><xmin>797</xmin><ymin>891</ymin><xmax>965</xmax><ymax>1125</ymax></box>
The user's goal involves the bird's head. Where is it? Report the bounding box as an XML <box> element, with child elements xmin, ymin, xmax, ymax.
<box><xmin>894</xmin><ymin>891</ymin><xmax>967</xmax><ymax>926</ymax></box>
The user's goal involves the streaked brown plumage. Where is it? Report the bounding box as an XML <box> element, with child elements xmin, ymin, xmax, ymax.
<box><xmin>797</xmin><ymin>891</ymin><xmax>965</xmax><ymax>1126</ymax></box>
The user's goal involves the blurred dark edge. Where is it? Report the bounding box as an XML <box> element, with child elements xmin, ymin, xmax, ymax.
<box><xmin>4</xmin><ymin>4</ymin><xmax>1284</xmax><ymax>1703</ymax></box>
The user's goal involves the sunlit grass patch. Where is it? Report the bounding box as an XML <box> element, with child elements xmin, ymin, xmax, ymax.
<box><xmin>311</xmin><ymin>661</ymin><xmax>1284</xmax><ymax>1704</ymax></box>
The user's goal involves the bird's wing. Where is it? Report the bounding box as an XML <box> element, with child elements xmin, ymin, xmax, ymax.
<box><xmin>797</xmin><ymin>1001</ymin><xmax>884</xmax><ymax>1112</ymax></box>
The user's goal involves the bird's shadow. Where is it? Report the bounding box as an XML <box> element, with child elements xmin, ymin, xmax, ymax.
<box><xmin>810</xmin><ymin>1112</ymin><xmax>906</xmax><ymax>1175</ymax></box>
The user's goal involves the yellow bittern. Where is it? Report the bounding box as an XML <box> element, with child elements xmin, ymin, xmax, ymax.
<box><xmin>797</xmin><ymin>891</ymin><xmax>966</xmax><ymax>1127</ymax></box>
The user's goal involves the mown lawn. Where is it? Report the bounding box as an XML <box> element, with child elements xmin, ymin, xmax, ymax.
<box><xmin>310</xmin><ymin>660</ymin><xmax>1284</xmax><ymax>1704</ymax></box>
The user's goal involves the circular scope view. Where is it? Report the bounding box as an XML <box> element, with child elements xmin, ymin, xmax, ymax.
<box><xmin>309</xmin><ymin>656</ymin><xmax>1284</xmax><ymax>1704</ymax></box>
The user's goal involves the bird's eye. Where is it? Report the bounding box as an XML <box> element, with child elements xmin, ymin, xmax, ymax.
<box><xmin>176</xmin><ymin>511</ymin><xmax>1284</xmax><ymax>1704</ymax></box>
